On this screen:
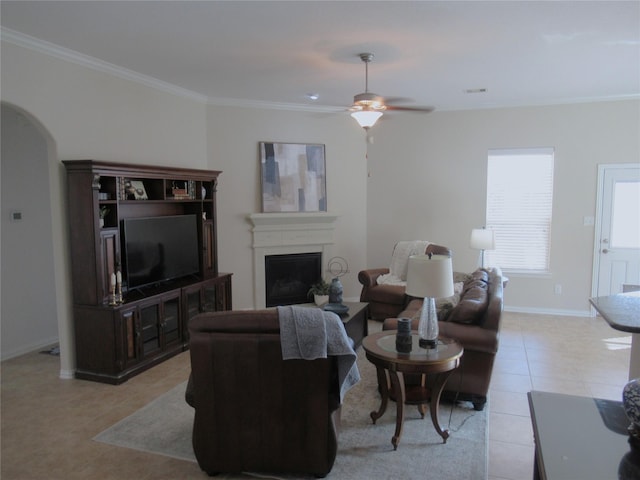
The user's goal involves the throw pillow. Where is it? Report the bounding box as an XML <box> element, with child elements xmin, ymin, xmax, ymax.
<box><xmin>435</xmin><ymin>281</ymin><xmax>464</xmax><ymax>321</ymax></box>
<box><xmin>447</xmin><ymin>270</ymin><xmax>490</xmax><ymax>324</ymax></box>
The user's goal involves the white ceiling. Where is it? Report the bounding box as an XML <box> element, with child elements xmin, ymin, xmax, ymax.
<box><xmin>2</xmin><ymin>1</ymin><xmax>639</xmax><ymax>113</ymax></box>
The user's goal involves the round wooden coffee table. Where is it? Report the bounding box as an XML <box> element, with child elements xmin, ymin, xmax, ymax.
<box><xmin>362</xmin><ymin>331</ymin><xmax>463</xmax><ymax>450</ymax></box>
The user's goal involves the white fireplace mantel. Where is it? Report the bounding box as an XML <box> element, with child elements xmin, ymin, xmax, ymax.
<box><xmin>248</xmin><ymin>212</ymin><xmax>338</xmax><ymax>308</ymax></box>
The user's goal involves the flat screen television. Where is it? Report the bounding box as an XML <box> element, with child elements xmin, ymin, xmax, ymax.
<box><xmin>122</xmin><ymin>215</ymin><xmax>200</xmax><ymax>289</ymax></box>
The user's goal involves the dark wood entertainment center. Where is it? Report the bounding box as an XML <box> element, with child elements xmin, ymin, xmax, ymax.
<box><xmin>63</xmin><ymin>160</ymin><xmax>232</xmax><ymax>384</ymax></box>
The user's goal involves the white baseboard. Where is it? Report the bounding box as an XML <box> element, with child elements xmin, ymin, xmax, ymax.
<box><xmin>504</xmin><ymin>305</ymin><xmax>593</xmax><ymax>318</ymax></box>
<box><xmin>59</xmin><ymin>369</ymin><xmax>75</xmax><ymax>380</ymax></box>
<box><xmin>1</xmin><ymin>336</ymin><xmax>59</xmax><ymax>361</ymax></box>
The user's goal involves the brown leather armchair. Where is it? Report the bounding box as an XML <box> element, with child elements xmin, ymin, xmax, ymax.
<box><xmin>358</xmin><ymin>243</ymin><xmax>452</xmax><ymax>320</ymax></box>
<box><xmin>186</xmin><ymin>309</ymin><xmax>342</xmax><ymax>478</ymax></box>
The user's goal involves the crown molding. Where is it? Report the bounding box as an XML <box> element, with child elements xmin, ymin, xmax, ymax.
<box><xmin>207</xmin><ymin>96</ymin><xmax>344</xmax><ymax>113</ymax></box>
<box><xmin>4</xmin><ymin>27</ymin><xmax>637</xmax><ymax>113</ymax></box>
<box><xmin>1</xmin><ymin>28</ymin><xmax>208</xmax><ymax>104</ymax></box>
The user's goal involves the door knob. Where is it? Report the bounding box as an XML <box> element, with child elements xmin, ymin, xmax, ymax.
<box><xmin>602</xmin><ymin>249</ymin><xmax>609</xmax><ymax>254</ymax></box>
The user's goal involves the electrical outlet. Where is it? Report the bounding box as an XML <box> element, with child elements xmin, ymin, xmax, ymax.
<box><xmin>554</xmin><ymin>284</ymin><xmax>562</xmax><ymax>295</ymax></box>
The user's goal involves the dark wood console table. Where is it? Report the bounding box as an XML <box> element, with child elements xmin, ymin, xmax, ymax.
<box><xmin>528</xmin><ymin>390</ymin><xmax>640</xmax><ymax>480</ymax></box>
<box><xmin>590</xmin><ymin>292</ymin><xmax>640</xmax><ymax>380</ymax></box>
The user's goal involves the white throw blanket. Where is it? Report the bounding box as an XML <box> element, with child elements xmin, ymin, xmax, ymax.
<box><xmin>377</xmin><ymin>240</ymin><xmax>431</xmax><ymax>286</ymax></box>
<box><xmin>277</xmin><ymin>305</ymin><xmax>360</xmax><ymax>402</ymax></box>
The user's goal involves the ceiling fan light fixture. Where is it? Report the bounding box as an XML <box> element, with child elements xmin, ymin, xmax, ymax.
<box><xmin>351</xmin><ymin>109</ymin><xmax>383</xmax><ymax>129</ymax></box>
<box><xmin>353</xmin><ymin>92</ymin><xmax>386</xmax><ymax>110</ymax></box>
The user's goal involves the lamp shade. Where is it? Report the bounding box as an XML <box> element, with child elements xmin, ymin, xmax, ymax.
<box><xmin>406</xmin><ymin>254</ymin><xmax>454</xmax><ymax>299</ymax></box>
<box><xmin>470</xmin><ymin>228</ymin><xmax>495</xmax><ymax>250</ymax></box>
<box><xmin>351</xmin><ymin>110</ymin><xmax>383</xmax><ymax>129</ymax></box>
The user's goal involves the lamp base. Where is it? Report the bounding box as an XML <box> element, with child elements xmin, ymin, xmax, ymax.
<box><xmin>419</xmin><ymin>338</ymin><xmax>438</xmax><ymax>349</ymax></box>
<box><xmin>418</xmin><ymin>297</ymin><xmax>439</xmax><ymax>349</ymax></box>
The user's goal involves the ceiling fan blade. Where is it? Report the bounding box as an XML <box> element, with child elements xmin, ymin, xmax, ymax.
<box><xmin>385</xmin><ymin>105</ymin><xmax>435</xmax><ymax>113</ymax></box>
<box><xmin>382</xmin><ymin>96</ymin><xmax>415</xmax><ymax>104</ymax></box>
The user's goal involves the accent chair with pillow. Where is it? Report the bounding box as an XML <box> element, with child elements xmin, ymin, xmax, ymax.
<box><xmin>358</xmin><ymin>241</ymin><xmax>452</xmax><ymax>320</ymax></box>
<box><xmin>185</xmin><ymin>307</ymin><xmax>359</xmax><ymax>478</ymax></box>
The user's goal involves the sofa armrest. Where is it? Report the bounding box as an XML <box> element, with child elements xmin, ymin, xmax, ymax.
<box><xmin>358</xmin><ymin>268</ymin><xmax>390</xmax><ymax>287</ymax></box>
<box><xmin>482</xmin><ymin>267</ymin><xmax>505</xmax><ymax>331</ymax></box>
<box><xmin>438</xmin><ymin>321</ymin><xmax>499</xmax><ymax>354</ymax></box>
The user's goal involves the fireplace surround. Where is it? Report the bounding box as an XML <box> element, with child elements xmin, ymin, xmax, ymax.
<box><xmin>248</xmin><ymin>213</ymin><xmax>338</xmax><ymax>309</ymax></box>
<box><xmin>265</xmin><ymin>252</ymin><xmax>322</xmax><ymax>307</ymax></box>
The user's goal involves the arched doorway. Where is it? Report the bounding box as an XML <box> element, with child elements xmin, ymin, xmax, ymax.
<box><xmin>1</xmin><ymin>102</ymin><xmax>72</xmax><ymax>378</ymax></box>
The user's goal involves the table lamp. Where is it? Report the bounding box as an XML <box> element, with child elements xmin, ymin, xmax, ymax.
<box><xmin>406</xmin><ymin>254</ymin><xmax>454</xmax><ymax>348</ymax></box>
<box><xmin>470</xmin><ymin>228</ymin><xmax>495</xmax><ymax>268</ymax></box>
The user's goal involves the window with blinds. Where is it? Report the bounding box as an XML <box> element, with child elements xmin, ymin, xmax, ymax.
<box><xmin>484</xmin><ymin>148</ymin><xmax>555</xmax><ymax>273</ymax></box>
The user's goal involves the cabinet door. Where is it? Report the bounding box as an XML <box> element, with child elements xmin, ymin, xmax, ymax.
<box><xmin>202</xmin><ymin>280</ymin><xmax>218</xmax><ymax>312</ymax></box>
<box><xmin>217</xmin><ymin>275</ymin><xmax>232</xmax><ymax>311</ymax></box>
<box><xmin>139</xmin><ymin>301</ymin><xmax>162</xmax><ymax>356</ymax></box>
<box><xmin>161</xmin><ymin>292</ymin><xmax>182</xmax><ymax>349</ymax></box>
<box><xmin>182</xmin><ymin>284</ymin><xmax>203</xmax><ymax>345</ymax></box>
<box><xmin>202</xmin><ymin>220</ymin><xmax>217</xmax><ymax>278</ymax></box>
<box><xmin>99</xmin><ymin>229</ymin><xmax>119</xmax><ymax>304</ymax></box>
<box><xmin>119</xmin><ymin>306</ymin><xmax>141</xmax><ymax>369</ymax></box>
<box><xmin>202</xmin><ymin>275</ymin><xmax>233</xmax><ymax>312</ymax></box>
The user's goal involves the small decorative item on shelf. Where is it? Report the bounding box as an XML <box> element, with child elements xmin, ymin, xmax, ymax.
<box><xmin>124</xmin><ymin>180</ymin><xmax>148</xmax><ymax>200</ymax></box>
<box><xmin>116</xmin><ymin>269</ymin><xmax>123</xmax><ymax>304</ymax></box>
<box><xmin>395</xmin><ymin>317</ymin><xmax>412</xmax><ymax>353</ymax></box>
<box><xmin>171</xmin><ymin>181</ymin><xmax>191</xmax><ymax>200</ymax></box>
<box><xmin>623</xmin><ymin>378</ymin><xmax>640</xmax><ymax>447</ymax></box>
<box><xmin>308</xmin><ymin>278</ymin><xmax>330</xmax><ymax>306</ymax></box>
<box><xmin>109</xmin><ymin>272</ymin><xmax>118</xmax><ymax>306</ymax></box>
<box><xmin>99</xmin><ymin>206</ymin><xmax>109</xmax><ymax>228</ymax></box>
<box><xmin>324</xmin><ymin>257</ymin><xmax>349</xmax><ymax>314</ymax></box>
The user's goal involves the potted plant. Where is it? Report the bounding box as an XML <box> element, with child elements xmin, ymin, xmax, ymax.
<box><xmin>99</xmin><ymin>206</ymin><xmax>109</xmax><ymax>228</ymax></box>
<box><xmin>308</xmin><ymin>278</ymin><xmax>330</xmax><ymax>306</ymax></box>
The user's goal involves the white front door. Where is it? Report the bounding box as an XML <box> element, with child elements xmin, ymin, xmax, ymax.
<box><xmin>592</xmin><ymin>164</ymin><xmax>640</xmax><ymax>298</ymax></box>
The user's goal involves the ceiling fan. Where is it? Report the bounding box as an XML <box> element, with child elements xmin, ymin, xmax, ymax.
<box><xmin>349</xmin><ymin>53</ymin><xmax>434</xmax><ymax>130</ymax></box>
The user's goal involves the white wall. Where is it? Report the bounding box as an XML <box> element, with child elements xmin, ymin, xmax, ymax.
<box><xmin>206</xmin><ymin>106</ymin><xmax>368</xmax><ymax>309</ymax></box>
<box><xmin>2</xmin><ymin>36</ymin><xmax>638</xmax><ymax>375</ymax></box>
<box><xmin>367</xmin><ymin>100</ymin><xmax>640</xmax><ymax>315</ymax></box>
<box><xmin>1</xmin><ymin>41</ymin><xmax>209</xmax><ymax>374</ymax></box>
<box><xmin>1</xmin><ymin>104</ymin><xmax>59</xmax><ymax>359</ymax></box>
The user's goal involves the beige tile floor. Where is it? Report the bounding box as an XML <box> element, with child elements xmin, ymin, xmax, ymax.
<box><xmin>0</xmin><ymin>312</ymin><xmax>630</xmax><ymax>480</ymax></box>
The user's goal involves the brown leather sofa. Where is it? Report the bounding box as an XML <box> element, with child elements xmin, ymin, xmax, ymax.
<box><xmin>358</xmin><ymin>243</ymin><xmax>452</xmax><ymax>320</ymax></box>
<box><xmin>383</xmin><ymin>267</ymin><xmax>505</xmax><ymax>411</ymax></box>
<box><xmin>186</xmin><ymin>310</ymin><xmax>342</xmax><ymax>478</ymax></box>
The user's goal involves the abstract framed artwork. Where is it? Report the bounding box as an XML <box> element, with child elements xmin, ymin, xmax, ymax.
<box><xmin>260</xmin><ymin>142</ymin><xmax>327</xmax><ymax>212</ymax></box>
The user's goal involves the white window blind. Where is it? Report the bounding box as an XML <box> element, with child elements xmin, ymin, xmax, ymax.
<box><xmin>485</xmin><ymin>148</ymin><xmax>555</xmax><ymax>272</ymax></box>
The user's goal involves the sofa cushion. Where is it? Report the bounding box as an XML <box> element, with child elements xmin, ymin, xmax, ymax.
<box><xmin>447</xmin><ymin>269</ymin><xmax>490</xmax><ymax>325</ymax></box>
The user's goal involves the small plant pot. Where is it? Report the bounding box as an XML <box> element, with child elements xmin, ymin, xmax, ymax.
<box><xmin>314</xmin><ymin>294</ymin><xmax>329</xmax><ymax>306</ymax></box>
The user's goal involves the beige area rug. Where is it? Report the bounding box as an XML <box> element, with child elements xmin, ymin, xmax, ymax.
<box><xmin>94</xmin><ymin>348</ymin><xmax>488</xmax><ymax>479</ymax></box>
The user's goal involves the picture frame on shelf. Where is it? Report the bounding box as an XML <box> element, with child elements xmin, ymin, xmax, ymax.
<box><xmin>259</xmin><ymin>142</ymin><xmax>326</xmax><ymax>213</ymax></box>
<box><xmin>123</xmin><ymin>179</ymin><xmax>148</xmax><ymax>200</ymax></box>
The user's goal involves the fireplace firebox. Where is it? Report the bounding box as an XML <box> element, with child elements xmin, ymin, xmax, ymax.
<box><xmin>265</xmin><ymin>252</ymin><xmax>322</xmax><ymax>307</ymax></box>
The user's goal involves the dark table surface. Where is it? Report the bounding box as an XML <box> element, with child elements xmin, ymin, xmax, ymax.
<box><xmin>528</xmin><ymin>390</ymin><xmax>640</xmax><ymax>480</ymax></box>
<box><xmin>590</xmin><ymin>291</ymin><xmax>640</xmax><ymax>333</ymax></box>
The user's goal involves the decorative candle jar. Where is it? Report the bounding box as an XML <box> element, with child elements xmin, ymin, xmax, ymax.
<box><xmin>395</xmin><ymin>318</ymin><xmax>412</xmax><ymax>353</ymax></box>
